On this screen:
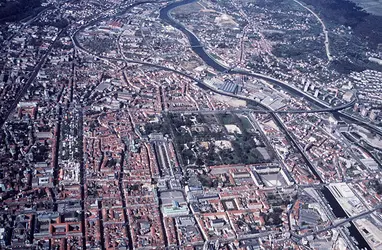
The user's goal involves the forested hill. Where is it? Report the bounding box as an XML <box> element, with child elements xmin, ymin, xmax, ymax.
<box><xmin>301</xmin><ymin>0</ymin><xmax>382</xmax><ymax>49</ymax></box>
<box><xmin>0</xmin><ymin>0</ymin><xmax>42</xmax><ymax>23</ymax></box>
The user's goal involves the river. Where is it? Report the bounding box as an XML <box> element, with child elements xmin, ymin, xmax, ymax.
<box><xmin>322</xmin><ymin>187</ymin><xmax>371</xmax><ymax>250</ymax></box>
<box><xmin>159</xmin><ymin>0</ymin><xmax>227</xmax><ymax>72</ymax></box>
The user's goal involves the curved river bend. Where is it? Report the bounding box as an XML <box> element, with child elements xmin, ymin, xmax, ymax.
<box><xmin>159</xmin><ymin>0</ymin><xmax>327</xmax><ymax>107</ymax></box>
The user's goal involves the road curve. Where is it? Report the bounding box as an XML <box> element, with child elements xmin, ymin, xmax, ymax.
<box><xmin>293</xmin><ymin>0</ymin><xmax>333</xmax><ymax>63</ymax></box>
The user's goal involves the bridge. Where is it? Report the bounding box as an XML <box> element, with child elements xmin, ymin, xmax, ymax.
<box><xmin>191</xmin><ymin>45</ymin><xmax>204</xmax><ymax>48</ymax></box>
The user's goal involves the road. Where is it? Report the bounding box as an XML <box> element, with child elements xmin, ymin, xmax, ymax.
<box><xmin>273</xmin><ymin>112</ymin><xmax>324</xmax><ymax>181</ymax></box>
<box><xmin>293</xmin><ymin>0</ymin><xmax>333</xmax><ymax>63</ymax></box>
<box><xmin>2</xmin><ymin>6</ymin><xmax>51</xmax><ymax>46</ymax></box>
<box><xmin>0</xmin><ymin>28</ymin><xmax>66</xmax><ymax>128</ymax></box>
<box><xmin>159</xmin><ymin>0</ymin><xmax>334</xmax><ymax>110</ymax></box>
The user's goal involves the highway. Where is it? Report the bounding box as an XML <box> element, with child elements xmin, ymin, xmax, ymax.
<box><xmin>71</xmin><ymin>0</ymin><xmax>366</xmax><ymax>194</ymax></box>
<box><xmin>159</xmin><ymin>0</ymin><xmax>335</xmax><ymax>109</ymax></box>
